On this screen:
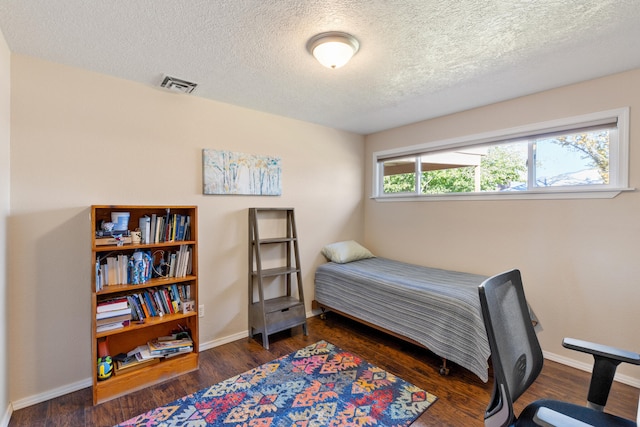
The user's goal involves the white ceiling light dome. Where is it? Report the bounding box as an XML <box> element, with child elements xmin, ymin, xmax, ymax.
<box><xmin>306</xmin><ymin>31</ymin><xmax>360</xmax><ymax>69</ymax></box>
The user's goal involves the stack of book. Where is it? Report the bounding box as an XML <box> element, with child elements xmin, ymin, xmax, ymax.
<box><xmin>113</xmin><ymin>354</ymin><xmax>159</xmax><ymax>375</ymax></box>
<box><xmin>96</xmin><ymin>298</ymin><xmax>132</xmax><ymax>333</ymax></box>
<box><xmin>147</xmin><ymin>335</ymin><xmax>193</xmax><ymax>357</ymax></box>
<box><xmin>125</xmin><ymin>334</ymin><xmax>193</xmax><ymax>363</ymax></box>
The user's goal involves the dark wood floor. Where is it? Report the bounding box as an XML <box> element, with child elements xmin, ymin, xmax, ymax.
<box><xmin>9</xmin><ymin>313</ymin><xmax>639</xmax><ymax>426</ymax></box>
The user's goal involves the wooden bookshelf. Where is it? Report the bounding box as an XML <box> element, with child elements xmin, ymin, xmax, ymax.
<box><xmin>90</xmin><ymin>205</ymin><xmax>199</xmax><ymax>405</ymax></box>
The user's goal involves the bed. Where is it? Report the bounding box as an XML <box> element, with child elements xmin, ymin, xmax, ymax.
<box><xmin>312</xmin><ymin>242</ymin><xmax>491</xmax><ymax>382</ymax></box>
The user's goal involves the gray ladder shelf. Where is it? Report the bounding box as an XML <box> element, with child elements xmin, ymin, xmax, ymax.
<box><xmin>248</xmin><ymin>208</ymin><xmax>307</xmax><ymax>349</ymax></box>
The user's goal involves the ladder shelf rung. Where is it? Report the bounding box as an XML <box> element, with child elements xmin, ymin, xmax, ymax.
<box><xmin>253</xmin><ymin>237</ymin><xmax>296</xmax><ymax>245</ymax></box>
<box><xmin>253</xmin><ymin>266</ymin><xmax>299</xmax><ymax>277</ymax></box>
<box><xmin>253</xmin><ymin>296</ymin><xmax>303</xmax><ymax>313</ymax></box>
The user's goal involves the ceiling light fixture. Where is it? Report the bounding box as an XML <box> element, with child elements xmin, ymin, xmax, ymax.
<box><xmin>306</xmin><ymin>31</ymin><xmax>359</xmax><ymax>69</ymax></box>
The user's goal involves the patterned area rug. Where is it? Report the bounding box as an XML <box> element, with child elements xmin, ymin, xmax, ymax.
<box><xmin>115</xmin><ymin>340</ymin><xmax>437</xmax><ymax>426</ymax></box>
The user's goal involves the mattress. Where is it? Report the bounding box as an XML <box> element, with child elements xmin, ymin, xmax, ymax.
<box><xmin>314</xmin><ymin>257</ymin><xmax>490</xmax><ymax>382</ymax></box>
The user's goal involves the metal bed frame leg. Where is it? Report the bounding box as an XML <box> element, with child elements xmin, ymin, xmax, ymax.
<box><xmin>439</xmin><ymin>358</ymin><xmax>450</xmax><ymax>376</ymax></box>
<box><xmin>319</xmin><ymin>307</ymin><xmax>327</xmax><ymax>320</ymax></box>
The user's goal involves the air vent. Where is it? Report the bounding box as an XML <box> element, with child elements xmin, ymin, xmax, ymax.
<box><xmin>159</xmin><ymin>75</ymin><xmax>198</xmax><ymax>94</ymax></box>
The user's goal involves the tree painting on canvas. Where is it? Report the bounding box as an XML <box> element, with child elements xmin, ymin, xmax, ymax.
<box><xmin>202</xmin><ymin>149</ymin><xmax>282</xmax><ymax>195</ymax></box>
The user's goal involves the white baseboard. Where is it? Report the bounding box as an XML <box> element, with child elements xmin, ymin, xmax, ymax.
<box><xmin>1</xmin><ymin>403</ymin><xmax>12</xmax><ymax>427</ymax></box>
<box><xmin>199</xmin><ymin>331</ymin><xmax>248</xmax><ymax>351</ymax></box>
<box><xmin>9</xmin><ymin>330</ymin><xmax>639</xmax><ymax>414</ymax></box>
<box><xmin>543</xmin><ymin>350</ymin><xmax>640</xmax><ymax>389</ymax></box>
<box><xmin>9</xmin><ymin>330</ymin><xmax>250</xmax><ymax>411</ymax></box>
<box><xmin>11</xmin><ymin>377</ymin><xmax>92</xmax><ymax>411</ymax></box>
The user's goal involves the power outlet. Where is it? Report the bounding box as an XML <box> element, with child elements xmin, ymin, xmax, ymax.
<box><xmin>198</xmin><ymin>304</ymin><xmax>205</xmax><ymax>318</ymax></box>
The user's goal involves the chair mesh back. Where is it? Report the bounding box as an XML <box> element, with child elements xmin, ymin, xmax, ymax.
<box><xmin>480</xmin><ymin>269</ymin><xmax>544</xmax><ymax>406</ymax></box>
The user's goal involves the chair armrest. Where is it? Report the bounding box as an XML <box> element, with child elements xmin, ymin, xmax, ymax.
<box><xmin>563</xmin><ymin>337</ymin><xmax>640</xmax><ymax>410</ymax></box>
<box><xmin>563</xmin><ymin>338</ymin><xmax>640</xmax><ymax>365</ymax></box>
<box><xmin>533</xmin><ymin>407</ymin><xmax>594</xmax><ymax>427</ymax></box>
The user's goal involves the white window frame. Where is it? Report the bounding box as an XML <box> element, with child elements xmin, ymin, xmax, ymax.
<box><xmin>372</xmin><ymin>108</ymin><xmax>632</xmax><ymax>201</ymax></box>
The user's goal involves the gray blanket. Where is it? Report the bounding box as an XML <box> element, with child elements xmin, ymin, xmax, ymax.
<box><xmin>314</xmin><ymin>257</ymin><xmax>490</xmax><ymax>382</ymax></box>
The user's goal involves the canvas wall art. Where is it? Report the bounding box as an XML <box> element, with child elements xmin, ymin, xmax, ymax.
<box><xmin>203</xmin><ymin>149</ymin><xmax>282</xmax><ymax>195</ymax></box>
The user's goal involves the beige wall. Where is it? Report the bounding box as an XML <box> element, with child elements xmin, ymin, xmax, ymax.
<box><xmin>8</xmin><ymin>54</ymin><xmax>365</xmax><ymax>404</ymax></box>
<box><xmin>7</xmin><ymin>50</ymin><xmax>640</xmax><ymax>408</ymax></box>
<box><xmin>0</xmin><ymin>29</ymin><xmax>11</xmax><ymax>422</ymax></box>
<box><xmin>365</xmin><ymin>68</ymin><xmax>640</xmax><ymax>383</ymax></box>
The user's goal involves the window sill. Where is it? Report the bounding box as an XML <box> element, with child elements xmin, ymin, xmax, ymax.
<box><xmin>371</xmin><ymin>187</ymin><xmax>635</xmax><ymax>202</ymax></box>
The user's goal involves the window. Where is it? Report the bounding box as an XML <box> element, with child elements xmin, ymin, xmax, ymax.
<box><xmin>373</xmin><ymin>108</ymin><xmax>630</xmax><ymax>200</ymax></box>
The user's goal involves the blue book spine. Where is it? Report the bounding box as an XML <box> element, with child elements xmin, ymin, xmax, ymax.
<box><xmin>143</xmin><ymin>292</ymin><xmax>157</xmax><ymax>317</ymax></box>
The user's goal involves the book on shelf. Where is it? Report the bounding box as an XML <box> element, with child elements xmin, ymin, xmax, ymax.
<box><xmin>154</xmin><ymin>216</ymin><xmax>164</xmax><ymax>244</ymax></box>
<box><xmin>146</xmin><ymin>346</ymin><xmax>193</xmax><ymax>358</ymax></box>
<box><xmin>160</xmin><ymin>347</ymin><xmax>193</xmax><ymax>358</ymax></box>
<box><xmin>149</xmin><ymin>214</ymin><xmax>157</xmax><ymax>244</ymax></box>
<box><xmin>114</xmin><ymin>354</ymin><xmax>160</xmax><ymax>375</ymax></box>
<box><xmin>139</xmin><ymin>215</ymin><xmax>151</xmax><ymax>245</ymax></box>
<box><xmin>147</xmin><ymin>336</ymin><xmax>193</xmax><ymax>355</ymax></box>
<box><xmin>96</xmin><ymin>313</ymin><xmax>131</xmax><ymax>327</ymax></box>
<box><xmin>127</xmin><ymin>341</ymin><xmax>192</xmax><ymax>361</ymax></box>
<box><xmin>127</xmin><ymin>345</ymin><xmax>155</xmax><ymax>361</ymax></box>
<box><xmin>126</xmin><ymin>295</ymin><xmax>144</xmax><ymax>321</ymax></box>
<box><xmin>95</xmin><ymin>236</ymin><xmax>133</xmax><ymax>246</ymax></box>
<box><xmin>142</xmin><ymin>292</ymin><xmax>158</xmax><ymax>317</ymax></box>
<box><xmin>96</xmin><ymin>307</ymin><xmax>132</xmax><ymax>320</ymax></box>
<box><xmin>96</xmin><ymin>230</ymin><xmax>131</xmax><ymax>238</ymax></box>
<box><xmin>96</xmin><ymin>319</ymin><xmax>130</xmax><ymax>333</ymax></box>
<box><xmin>148</xmin><ymin>345</ymin><xmax>193</xmax><ymax>357</ymax></box>
<box><xmin>97</xmin><ymin>297</ymin><xmax>129</xmax><ymax>313</ymax></box>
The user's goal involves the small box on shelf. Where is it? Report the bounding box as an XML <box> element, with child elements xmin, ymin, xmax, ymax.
<box><xmin>182</xmin><ymin>300</ymin><xmax>195</xmax><ymax>314</ymax></box>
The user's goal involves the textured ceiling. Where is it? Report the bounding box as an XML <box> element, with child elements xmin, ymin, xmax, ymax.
<box><xmin>1</xmin><ymin>1</ymin><xmax>639</xmax><ymax>134</ymax></box>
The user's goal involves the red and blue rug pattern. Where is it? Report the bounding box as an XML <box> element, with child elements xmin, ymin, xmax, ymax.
<box><xmin>115</xmin><ymin>340</ymin><xmax>437</xmax><ymax>426</ymax></box>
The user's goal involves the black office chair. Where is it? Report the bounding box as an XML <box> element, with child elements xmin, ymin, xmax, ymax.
<box><xmin>478</xmin><ymin>269</ymin><xmax>640</xmax><ymax>426</ymax></box>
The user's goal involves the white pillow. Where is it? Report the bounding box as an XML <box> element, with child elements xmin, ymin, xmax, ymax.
<box><xmin>321</xmin><ymin>240</ymin><xmax>375</xmax><ymax>264</ymax></box>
